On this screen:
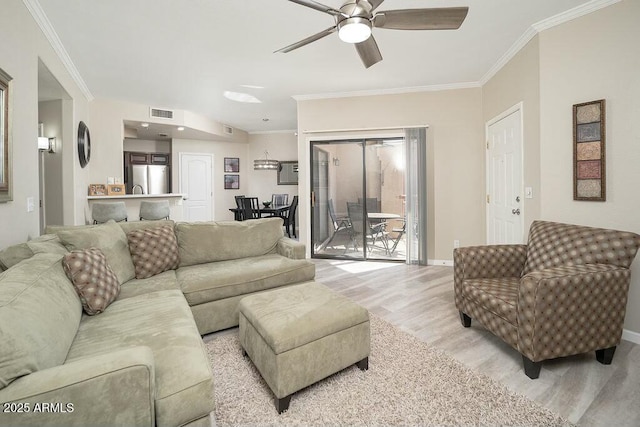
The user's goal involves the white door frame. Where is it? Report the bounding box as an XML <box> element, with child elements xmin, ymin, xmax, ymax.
<box><xmin>485</xmin><ymin>102</ymin><xmax>525</xmax><ymax>244</ymax></box>
<box><xmin>179</xmin><ymin>152</ymin><xmax>214</xmax><ymax>221</ymax></box>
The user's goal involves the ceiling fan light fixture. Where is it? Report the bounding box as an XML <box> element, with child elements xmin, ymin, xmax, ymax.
<box><xmin>338</xmin><ymin>17</ymin><xmax>372</xmax><ymax>44</ymax></box>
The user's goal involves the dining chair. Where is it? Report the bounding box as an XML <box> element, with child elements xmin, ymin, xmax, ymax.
<box><xmin>283</xmin><ymin>196</ymin><xmax>298</xmax><ymax>238</ymax></box>
<box><xmin>139</xmin><ymin>200</ymin><xmax>170</xmax><ymax>220</ymax></box>
<box><xmin>240</xmin><ymin>197</ymin><xmax>260</xmax><ymax>221</ymax></box>
<box><xmin>234</xmin><ymin>195</ymin><xmax>246</xmax><ymax>220</ymax></box>
<box><xmin>347</xmin><ymin>202</ymin><xmax>389</xmax><ymax>255</ymax></box>
<box><xmin>271</xmin><ymin>194</ymin><xmax>289</xmax><ymax>206</ymax></box>
<box><xmin>92</xmin><ymin>202</ymin><xmax>128</xmax><ymax>224</ymax></box>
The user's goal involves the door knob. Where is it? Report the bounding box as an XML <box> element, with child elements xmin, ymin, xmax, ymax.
<box><xmin>512</xmin><ymin>208</ymin><xmax>521</xmax><ymax>215</ymax></box>
<box><xmin>515</xmin><ymin>196</ymin><xmax>520</xmax><ymax>202</ymax></box>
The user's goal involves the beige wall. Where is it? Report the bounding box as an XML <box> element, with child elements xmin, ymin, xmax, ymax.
<box><xmin>538</xmin><ymin>0</ymin><xmax>640</xmax><ymax>334</ymax></box>
<box><xmin>38</xmin><ymin>100</ymin><xmax>65</xmax><ymax>228</ymax></box>
<box><xmin>171</xmin><ymin>138</ymin><xmax>247</xmax><ymax>221</ymax></box>
<box><xmin>483</xmin><ymin>36</ymin><xmax>541</xmax><ymax>236</ymax></box>
<box><xmin>246</xmin><ymin>132</ymin><xmax>299</xmax><ymax>203</ymax></box>
<box><xmin>297</xmin><ymin>88</ymin><xmax>485</xmax><ymax>260</ymax></box>
<box><xmin>0</xmin><ymin>0</ymin><xmax>89</xmax><ymax>248</ymax></box>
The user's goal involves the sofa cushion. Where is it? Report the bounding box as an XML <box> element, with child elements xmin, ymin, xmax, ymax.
<box><xmin>62</xmin><ymin>248</ymin><xmax>121</xmax><ymax>315</ymax></box>
<box><xmin>127</xmin><ymin>225</ymin><xmax>180</xmax><ymax>279</ymax></box>
<box><xmin>178</xmin><ymin>254</ymin><xmax>316</xmax><ymax>306</ymax></box>
<box><xmin>119</xmin><ymin>219</ymin><xmax>175</xmax><ymax>234</ymax></box>
<box><xmin>26</xmin><ymin>234</ymin><xmax>68</xmax><ymax>256</ymax></box>
<box><xmin>57</xmin><ymin>220</ymin><xmax>136</xmax><ymax>284</ymax></box>
<box><xmin>175</xmin><ymin>218</ymin><xmax>283</xmax><ymax>266</ymax></box>
<box><xmin>0</xmin><ymin>253</ymin><xmax>82</xmax><ymax>390</ymax></box>
<box><xmin>65</xmin><ymin>290</ymin><xmax>214</xmax><ymax>427</ymax></box>
<box><xmin>0</xmin><ymin>242</ymin><xmax>32</xmax><ymax>270</ymax></box>
<box><xmin>0</xmin><ymin>234</ymin><xmax>67</xmax><ymax>270</ymax></box>
<box><xmin>462</xmin><ymin>278</ymin><xmax>520</xmax><ymax>325</ymax></box>
<box><xmin>118</xmin><ymin>269</ymin><xmax>180</xmax><ymax>300</ymax></box>
<box><xmin>523</xmin><ymin>220</ymin><xmax>640</xmax><ymax>275</ymax></box>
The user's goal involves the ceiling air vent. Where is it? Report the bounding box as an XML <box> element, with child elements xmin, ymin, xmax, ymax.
<box><xmin>223</xmin><ymin>125</ymin><xmax>234</xmax><ymax>135</ymax></box>
<box><xmin>150</xmin><ymin>107</ymin><xmax>174</xmax><ymax>119</ymax></box>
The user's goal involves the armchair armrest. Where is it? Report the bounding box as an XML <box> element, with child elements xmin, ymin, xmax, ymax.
<box><xmin>454</xmin><ymin>244</ymin><xmax>527</xmax><ymax>280</ymax></box>
<box><xmin>517</xmin><ymin>264</ymin><xmax>631</xmax><ymax>362</ymax></box>
<box><xmin>0</xmin><ymin>346</ymin><xmax>155</xmax><ymax>427</ymax></box>
<box><xmin>277</xmin><ymin>237</ymin><xmax>306</xmax><ymax>259</ymax></box>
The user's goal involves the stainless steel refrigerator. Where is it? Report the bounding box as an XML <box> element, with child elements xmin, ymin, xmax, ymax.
<box><xmin>127</xmin><ymin>164</ymin><xmax>170</xmax><ymax>194</ymax></box>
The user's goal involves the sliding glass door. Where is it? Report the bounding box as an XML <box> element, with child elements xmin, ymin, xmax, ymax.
<box><xmin>311</xmin><ymin>137</ymin><xmax>410</xmax><ymax>261</ymax></box>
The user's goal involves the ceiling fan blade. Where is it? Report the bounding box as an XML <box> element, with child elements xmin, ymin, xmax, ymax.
<box><xmin>275</xmin><ymin>26</ymin><xmax>337</xmax><ymax>53</ymax></box>
<box><xmin>287</xmin><ymin>0</ymin><xmax>345</xmax><ymax>17</ymax></box>
<box><xmin>355</xmin><ymin>35</ymin><xmax>383</xmax><ymax>68</ymax></box>
<box><xmin>367</xmin><ymin>0</ymin><xmax>385</xmax><ymax>12</ymax></box>
<box><xmin>373</xmin><ymin>7</ymin><xmax>469</xmax><ymax>30</ymax></box>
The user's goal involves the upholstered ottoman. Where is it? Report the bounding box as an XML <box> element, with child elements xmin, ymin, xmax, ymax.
<box><xmin>238</xmin><ymin>282</ymin><xmax>370</xmax><ymax>413</ymax></box>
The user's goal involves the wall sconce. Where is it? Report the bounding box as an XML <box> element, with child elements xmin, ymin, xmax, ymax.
<box><xmin>333</xmin><ymin>157</ymin><xmax>340</xmax><ymax>166</ymax></box>
<box><xmin>38</xmin><ymin>137</ymin><xmax>56</xmax><ymax>153</ymax></box>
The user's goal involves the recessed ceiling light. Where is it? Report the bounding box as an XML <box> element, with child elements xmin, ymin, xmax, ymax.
<box><xmin>141</xmin><ymin>123</ymin><xmax>149</xmax><ymax>128</ymax></box>
<box><xmin>240</xmin><ymin>84</ymin><xmax>264</xmax><ymax>89</ymax></box>
<box><xmin>223</xmin><ymin>91</ymin><xmax>262</xmax><ymax>103</ymax></box>
<box><xmin>177</xmin><ymin>127</ymin><xmax>185</xmax><ymax>131</ymax></box>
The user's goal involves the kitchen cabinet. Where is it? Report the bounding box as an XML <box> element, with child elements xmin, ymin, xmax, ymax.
<box><xmin>150</xmin><ymin>153</ymin><xmax>170</xmax><ymax>165</ymax></box>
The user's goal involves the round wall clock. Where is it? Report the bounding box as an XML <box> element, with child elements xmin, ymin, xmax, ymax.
<box><xmin>77</xmin><ymin>121</ymin><xmax>91</xmax><ymax>168</ymax></box>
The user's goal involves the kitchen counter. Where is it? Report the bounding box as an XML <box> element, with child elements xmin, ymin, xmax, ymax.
<box><xmin>87</xmin><ymin>193</ymin><xmax>185</xmax><ymax>200</ymax></box>
<box><xmin>86</xmin><ymin>194</ymin><xmax>185</xmax><ymax>222</ymax></box>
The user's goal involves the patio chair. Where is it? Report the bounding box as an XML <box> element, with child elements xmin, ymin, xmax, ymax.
<box><xmin>323</xmin><ymin>199</ymin><xmax>356</xmax><ymax>250</ymax></box>
<box><xmin>347</xmin><ymin>202</ymin><xmax>389</xmax><ymax>255</ymax></box>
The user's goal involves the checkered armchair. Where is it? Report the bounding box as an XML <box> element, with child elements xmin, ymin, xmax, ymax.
<box><xmin>454</xmin><ymin>220</ymin><xmax>640</xmax><ymax>379</ymax></box>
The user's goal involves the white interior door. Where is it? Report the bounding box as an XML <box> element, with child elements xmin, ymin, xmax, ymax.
<box><xmin>486</xmin><ymin>107</ymin><xmax>523</xmax><ymax>244</ymax></box>
<box><xmin>180</xmin><ymin>153</ymin><xmax>213</xmax><ymax>222</ymax></box>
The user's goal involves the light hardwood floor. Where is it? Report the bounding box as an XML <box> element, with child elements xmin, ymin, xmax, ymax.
<box><xmin>313</xmin><ymin>258</ymin><xmax>640</xmax><ymax>427</ymax></box>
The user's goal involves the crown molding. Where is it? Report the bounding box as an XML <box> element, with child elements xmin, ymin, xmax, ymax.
<box><xmin>480</xmin><ymin>0</ymin><xmax>621</xmax><ymax>85</ymax></box>
<box><xmin>293</xmin><ymin>0</ymin><xmax>622</xmax><ymax>98</ymax></box>
<box><xmin>248</xmin><ymin>129</ymin><xmax>297</xmax><ymax>135</ymax></box>
<box><xmin>293</xmin><ymin>81</ymin><xmax>480</xmax><ymax>101</ymax></box>
<box><xmin>23</xmin><ymin>0</ymin><xmax>93</xmax><ymax>101</ymax></box>
<box><xmin>532</xmin><ymin>0</ymin><xmax>621</xmax><ymax>32</ymax></box>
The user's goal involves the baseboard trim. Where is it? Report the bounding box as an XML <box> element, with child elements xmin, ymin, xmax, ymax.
<box><xmin>428</xmin><ymin>259</ymin><xmax>454</xmax><ymax>267</ymax></box>
<box><xmin>622</xmin><ymin>329</ymin><xmax>640</xmax><ymax>345</ymax></box>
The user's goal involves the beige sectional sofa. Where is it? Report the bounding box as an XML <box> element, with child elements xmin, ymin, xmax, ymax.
<box><xmin>0</xmin><ymin>217</ymin><xmax>315</xmax><ymax>427</ymax></box>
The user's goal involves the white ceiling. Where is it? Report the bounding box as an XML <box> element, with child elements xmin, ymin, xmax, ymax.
<box><xmin>37</xmin><ymin>0</ymin><xmax>593</xmax><ymax>133</ymax></box>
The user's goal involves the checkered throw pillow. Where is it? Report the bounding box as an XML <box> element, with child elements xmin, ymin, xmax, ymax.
<box><xmin>62</xmin><ymin>248</ymin><xmax>120</xmax><ymax>315</ymax></box>
<box><xmin>127</xmin><ymin>225</ymin><xmax>180</xmax><ymax>279</ymax></box>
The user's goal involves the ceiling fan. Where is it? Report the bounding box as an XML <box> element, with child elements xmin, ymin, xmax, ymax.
<box><xmin>275</xmin><ymin>0</ymin><xmax>469</xmax><ymax>68</ymax></box>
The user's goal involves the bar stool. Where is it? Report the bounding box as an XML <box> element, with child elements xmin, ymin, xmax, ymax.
<box><xmin>92</xmin><ymin>202</ymin><xmax>128</xmax><ymax>224</ymax></box>
<box><xmin>139</xmin><ymin>200</ymin><xmax>170</xmax><ymax>220</ymax></box>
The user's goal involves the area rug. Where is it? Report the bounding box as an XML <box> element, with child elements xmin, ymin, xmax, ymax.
<box><xmin>206</xmin><ymin>316</ymin><xmax>571</xmax><ymax>426</ymax></box>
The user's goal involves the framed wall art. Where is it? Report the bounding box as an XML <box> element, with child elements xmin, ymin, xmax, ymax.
<box><xmin>107</xmin><ymin>184</ymin><xmax>126</xmax><ymax>196</ymax></box>
<box><xmin>573</xmin><ymin>99</ymin><xmax>605</xmax><ymax>201</ymax></box>
<box><xmin>224</xmin><ymin>174</ymin><xmax>240</xmax><ymax>190</ymax></box>
<box><xmin>88</xmin><ymin>184</ymin><xmax>107</xmax><ymax>196</ymax></box>
<box><xmin>224</xmin><ymin>157</ymin><xmax>239</xmax><ymax>173</ymax></box>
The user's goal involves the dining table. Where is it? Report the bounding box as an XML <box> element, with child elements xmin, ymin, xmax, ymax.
<box><xmin>230</xmin><ymin>204</ymin><xmax>290</xmax><ymax>221</ymax></box>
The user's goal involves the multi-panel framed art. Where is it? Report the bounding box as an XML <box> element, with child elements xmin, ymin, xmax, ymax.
<box><xmin>573</xmin><ymin>99</ymin><xmax>605</xmax><ymax>201</ymax></box>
